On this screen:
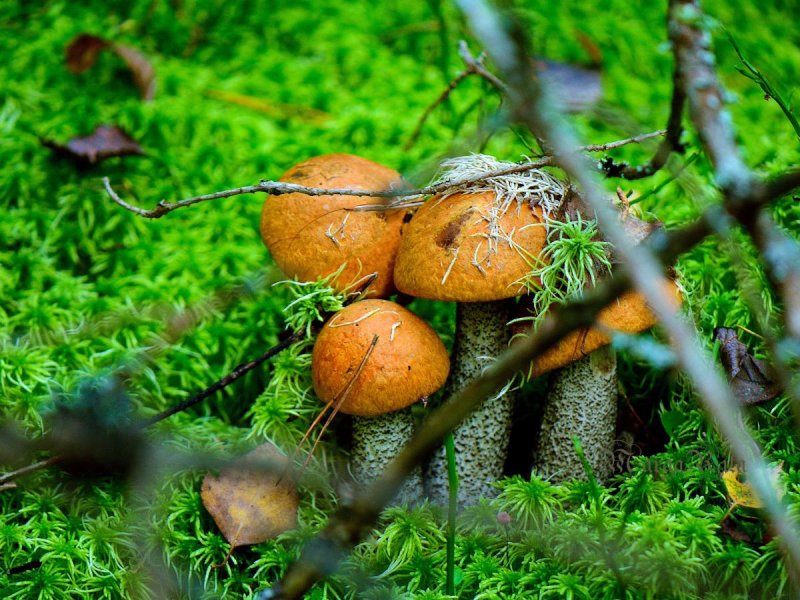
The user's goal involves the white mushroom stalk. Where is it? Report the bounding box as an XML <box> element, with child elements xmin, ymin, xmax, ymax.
<box><xmin>532</xmin><ymin>347</ymin><xmax>617</xmax><ymax>483</ymax></box>
<box><xmin>350</xmin><ymin>411</ymin><xmax>424</xmax><ymax>502</ymax></box>
<box><xmin>424</xmin><ymin>301</ymin><xmax>517</xmax><ymax>506</ymax></box>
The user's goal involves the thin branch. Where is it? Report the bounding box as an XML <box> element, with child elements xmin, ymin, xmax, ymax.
<box><xmin>598</xmin><ymin>61</ymin><xmax>686</xmax><ymax>179</ymax></box>
<box><xmin>104</xmin><ymin>131</ymin><xmax>664</xmax><ymax>219</ymax></box>
<box><xmin>457</xmin><ymin>39</ymin><xmax>508</xmax><ymax>92</ymax></box>
<box><xmin>728</xmin><ymin>31</ymin><xmax>800</xmax><ymax>141</ymax></box>
<box><xmin>0</xmin><ymin>456</ymin><xmax>62</xmax><ymax>487</ymax></box>
<box><xmin>404</xmin><ymin>42</ymin><xmax>506</xmax><ymax>151</ymax></box>
<box><xmin>580</xmin><ymin>130</ymin><xmax>666</xmax><ymax>152</ymax></box>
<box><xmin>404</xmin><ymin>69</ymin><xmax>476</xmax><ymax>151</ymax></box>
<box><xmin>139</xmin><ymin>331</ymin><xmax>303</xmax><ymax>428</ymax></box>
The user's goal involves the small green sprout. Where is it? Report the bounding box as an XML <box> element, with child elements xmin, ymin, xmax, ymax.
<box><xmin>276</xmin><ymin>265</ymin><xmax>350</xmax><ymax>338</ymax></box>
<box><xmin>514</xmin><ymin>214</ymin><xmax>612</xmax><ymax>333</ymax></box>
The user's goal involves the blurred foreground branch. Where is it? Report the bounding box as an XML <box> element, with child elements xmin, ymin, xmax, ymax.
<box><xmin>459</xmin><ymin>0</ymin><xmax>800</xmax><ymax>583</ymax></box>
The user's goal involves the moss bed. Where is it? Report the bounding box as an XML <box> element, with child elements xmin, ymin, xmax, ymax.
<box><xmin>2</xmin><ymin>0</ymin><xmax>800</xmax><ymax>598</ymax></box>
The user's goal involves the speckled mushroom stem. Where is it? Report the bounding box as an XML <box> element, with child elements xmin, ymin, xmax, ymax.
<box><xmin>351</xmin><ymin>411</ymin><xmax>423</xmax><ymax>503</ymax></box>
<box><xmin>424</xmin><ymin>300</ymin><xmax>515</xmax><ymax>507</ymax></box>
<box><xmin>532</xmin><ymin>347</ymin><xmax>617</xmax><ymax>484</ymax></box>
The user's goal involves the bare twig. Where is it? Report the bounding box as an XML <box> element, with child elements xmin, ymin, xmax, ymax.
<box><xmin>0</xmin><ymin>456</ymin><xmax>63</xmax><ymax>487</ymax></box>
<box><xmin>598</xmin><ymin>62</ymin><xmax>686</xmax><ymax>179</ymax></box>
<box><xmin>104</xmin><ymin>132</ymin><xmax>664</xmax><ymax>219</ymax></box>
<box><xmin>139</xmin><ymin>331</ymin><xmax>303</xmax><ymax>428</ymax></box>
<box><xmin>727</xmin><ymin>32</ymin><xmax>800</xmax><ymax>141</ymax></box>
<box><xmin>404</xmin><ymin>69</ymin><xmax>476</xmax><ymax>151</ymax></box>
<box><xmin>405</xmin><ymin>42</ymin><xmax>507</xmax><ymax>151</ymax></box>
<box><xmin>579</xmin><ymin>130</ymin><xmax>666</xmax><ymax>153</ymax></box>
<box><xmin>457</xmin><ymin>40</ymin><xmax>508</xmax><ymax>92</ymax></box>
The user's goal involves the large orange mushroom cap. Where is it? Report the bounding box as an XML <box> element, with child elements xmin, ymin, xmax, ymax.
<box><xmin>260</xmin><ymin>154</ymin><xmax>407</xmax><ymax>298</ymax></box>
<box><xmin>312</xmin><ymin>299</ymin><xmax>450</xmax><ymax>417</ymax></box>
<box><xmin>394</xmin><ymin>191</ymin><xmax>548</xmax><ymax>302</ymax></box>
<box><xmin>515</xmin><ymin>279</ymin><xmax>683</xmax><ymax>377</ymax></box>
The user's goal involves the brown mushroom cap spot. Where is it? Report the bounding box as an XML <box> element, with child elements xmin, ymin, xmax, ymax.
<box><xmin>513</xmin><ymin>279</ymin><xmax>682</xmax><ymax>377</ymax></box>
<box><xmin>260</xmin><ymin>154</ymin><xmax>407</xmax><ymax>297</ymax></box>
<box><xmin>394</xmin><ymin>191</ymin><xmax>547</xmax><ymax>302</ymax></box>
<box><xmin>311</xmin><ymin>299</ymin><xmax>450</xmax><ymax>417</ymax></box>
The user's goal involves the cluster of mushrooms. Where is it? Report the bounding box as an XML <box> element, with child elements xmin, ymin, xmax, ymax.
<box><xmin>259</xmin><ymin>153</ymin><xmax>681</xmax><ymax>506</ymax></box>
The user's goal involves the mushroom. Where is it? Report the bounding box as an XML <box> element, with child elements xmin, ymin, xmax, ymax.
<box><xmin>312</xmin><ymin>299</ymin><xmax>450</xmax><ymax>501</ymax></box>
<box><xmin>260</xmin><ymin>154</ymin><xmax>407</xmax><ymax>297</ymax></box>
<box><xmin>517</xmin><ymin>280</ymin><xmax>682</xmax><ymax>483</ymax></box>
<box><xmin>393</xmin><ymin>155</ymin><xmax>565</xmax><ymax>506</ymax></box>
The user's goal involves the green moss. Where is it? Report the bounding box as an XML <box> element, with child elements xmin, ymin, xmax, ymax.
<box><xmin>2</xmin><ymin>0</ymin><xmax>800</xmax><ymax>597</ymax></box>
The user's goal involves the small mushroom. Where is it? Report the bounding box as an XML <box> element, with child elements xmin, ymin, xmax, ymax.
<box><xmin>518</xmin><ymin>281</ymin><xmax>682</xmax><ymax>483</ymax></box>
<box><xmin>260</xmin><ymin>154</ymin><xmax>407</xmax><ymax>297</ymax></box>
<box><xmin>312</xmin><ymin>299</ymin><xmax>450</xmax><ymax>502</ymax></box>
<box><xmin>394</xmin><ymin>178</ymin><xmax>558</xmax><ymax>506</ymax></box>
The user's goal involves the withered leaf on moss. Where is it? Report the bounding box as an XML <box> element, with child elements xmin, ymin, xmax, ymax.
<box><xmin>41</xmin><ymin>125</ymin><xmax>143</xmax><ymax>166</ymax></box>
<box><xmin>65</xmin><ymin>33</ymin><xmax>156</xmax><ymax>100</ymax></box>
<box><xmin>722</xmin><ymin>464</ymin><xmax>783</xmax><ymax>510</ymax></box>
<box><xmin>201</xmin><ymin>443</ymin><xmax>299</xmax><ymax>547</ymax></box>
<box><xmin>714</xmin><ymin>327</ymin><xmax>782</xmax><ymax>406</ymax></box>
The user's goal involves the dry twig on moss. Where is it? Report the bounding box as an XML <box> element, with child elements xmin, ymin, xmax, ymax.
<box><xmin>102</xmin><ymin>131</ymin><xmax>664</xmax><ymax>219</ymax></box>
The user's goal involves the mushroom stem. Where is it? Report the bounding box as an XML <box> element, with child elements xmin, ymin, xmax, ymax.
<box><xmin>425</xmin><ymin>300</ymin><xmax>515</xmax><ymax>506</ymax></box>
<box><xmin>533</xmin><ymin>347</ymin><xmax>618</xmax><ymax>483</ymax></box>
<box><xmin>351</xmin><ymin>411</ymin><xmax>423</xmax><ymax>503</ymax></box>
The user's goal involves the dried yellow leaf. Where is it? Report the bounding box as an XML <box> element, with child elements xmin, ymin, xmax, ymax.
<box><xmin>722</xmin><ymin>464</ymin><xmax>783</xmax><ymax>509</ymax></box>
<box><xmin>201</xmin><ymin>442</ymin><xmax>298</xmax><ymax>547</ymax></box>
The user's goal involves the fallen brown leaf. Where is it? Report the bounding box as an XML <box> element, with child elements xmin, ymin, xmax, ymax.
<box><xmin>201</xmin><ymin>443</ymin><xmax>299</xmax><ymax>547</ymax></box>
<box><xmin>719</xmin><ymin>517</ymin><xmax>752</xmax><ymax>543</ymax></box>
<box><xmin>65</xmin><ymin>34</ymin><xmax>108</xmax><ymax>73</ymax></box>
<box><xmin>714</xmin><ymin>327</ymin><xmax>782</xmax><ymax>406</ymax></box>
<box><xmin>65</xmin><ymin>34</ymin><xmax>156</xmax><ymax>100</ymax></box>
<box><xmin>41</xmin><ymin>125</ymin><xmax>144</xmax><ymax>166</ymax></box>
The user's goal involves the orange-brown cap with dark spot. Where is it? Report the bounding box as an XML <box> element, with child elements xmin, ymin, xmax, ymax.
<box><xmin>312</xmin><ymin>299</ymin><xmax>450</xmax><ymax>417</ymax></box>
<box><xmin>394</xmin><ymin>191</ymin><xmax>547</xmax><ymax>302</ymax></box>
<box><xmin>513</xmin><ymin>279</ymin><xmax>682</xmax><ymax>377</ymax></box>
<box><xmin>260</xmin><ymin>154</ymin><xmax>407</xmax><ymax>298</ymax></box>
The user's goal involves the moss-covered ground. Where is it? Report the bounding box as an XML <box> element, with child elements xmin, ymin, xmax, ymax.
<box><xmin>1</xmin><ymin>0</ymin><xmax>799</xmax><ymax>598</ymax></box>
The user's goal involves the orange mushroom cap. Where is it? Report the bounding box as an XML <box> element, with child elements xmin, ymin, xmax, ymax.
<box><xmin>394</xmin><ymin>191</ymin><xmax>547</xmax><ymax>302</ymax></box>
<box><xmin>514</xmin><ymin>279</ymin><xmax>682</xmax><ymax>377</ymax></box>
<box><xmin>260</xmin><ymin>154</ymin><xmax>407</xmax><ymax>298</ymax></box>
<box><xmin>312</xmin><ymin>299</ymin><xmax>450</xmax><ymax>417</ymax></box>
